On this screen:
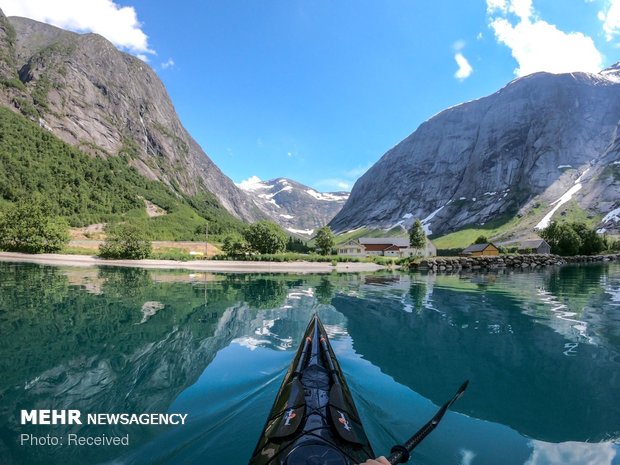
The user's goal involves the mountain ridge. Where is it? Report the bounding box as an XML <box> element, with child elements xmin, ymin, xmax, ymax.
<box><xmin>0</xmin><ymin>11</ymin><xmax>264</xmax><ymax>225</ymax></box>
<box><xmin>330</xmin><ymin>66</ymin><xmax>620</xmax><ymax>241</ymax></box>
<box><xmin>237</xmin><ymin>176</ymin><xmax>348</xmax><ymax>236</ymax></box>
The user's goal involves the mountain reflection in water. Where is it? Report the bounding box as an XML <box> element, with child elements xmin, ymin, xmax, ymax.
<box><xmin>0</xmin><ymin>262</ymin><xmax>618</xmax><ymax>465</ymax></box>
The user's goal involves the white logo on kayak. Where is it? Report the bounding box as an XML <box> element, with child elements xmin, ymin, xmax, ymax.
<box><xmin>284</xmin><ymin>408</ymin><xmax>297</xmax><ymax>426</ymax></box>
<box><xmin>337</xmin><ymin>411</ymin><xmax>351</xmax><ymax>431</ymax></box>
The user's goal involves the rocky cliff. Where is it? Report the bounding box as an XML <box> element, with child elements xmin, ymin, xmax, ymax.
<box><xmin>0</xmin><ymin>11</ymin><xmax>261</xmax><ymax>222</ymax></box>
<box><xmin>237</xmin><ymin>176</ymin><xmax>348</xmax><ymax>236</ymax></box>
<box><xmin>330</xmin><ymin>67</ymin><xmax>620</xmax><ymax>238</ymax></box>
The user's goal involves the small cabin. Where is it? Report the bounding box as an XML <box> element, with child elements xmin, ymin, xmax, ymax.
<box><xmin>518</xmin><ymin>239</ymin><xmax>551</xmax><ymax>255</ymax></box>
<box><xmin>461</xmin><ymin>242</ymin><xmax>500</xmax><ymax>257</ymax></box>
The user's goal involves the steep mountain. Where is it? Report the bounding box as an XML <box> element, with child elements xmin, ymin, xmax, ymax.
<box><xmin>237</xmin><ymin>176</ymin><xmax>349</xmax><ymax>236</ymax></box>
<box><xmin>0</xmin><ymin>105</ymin><xmax>250</xmax><ymax>239</ymax></box>
<box><xmin>330</xmin><ymin>67</ymin><xmax>620</xmax><ymax>239</ymax></box>
<box><xmin>0</xmin><ymin>10</ymin><xmax>262</xmax><ymax>224</ymax></box>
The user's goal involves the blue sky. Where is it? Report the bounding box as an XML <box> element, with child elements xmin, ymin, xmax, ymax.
<box><xmin>3</xmin><ymin>0</ymin><xmax>620</xmax><ymax>191</ymax></box>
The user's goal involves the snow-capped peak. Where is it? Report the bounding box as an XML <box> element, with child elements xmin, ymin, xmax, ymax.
<box><xmin>236</xmin><ymin>176</ymin><xmax>349</xmax><ymax>235</ymax></box>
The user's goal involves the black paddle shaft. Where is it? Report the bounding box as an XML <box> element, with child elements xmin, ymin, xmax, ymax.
<box><xmin>387</xmin><ymin>380</ymin><xmax>469</xmax><ymax>464</ymax></box>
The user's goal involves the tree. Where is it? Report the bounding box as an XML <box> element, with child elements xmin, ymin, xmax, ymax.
<box><xmin>286</xmin><ymin>236</ymin><xmax>311</xmax><ymax>253</ymax></box>
<box><xmin>315</xmin><ymin>226</ymin><xmax>335</xmax><ymax>255</ymax></box>
<box><xmin>540</xmin><ymin>222</ymin><xmax>581</xmax><ymax>256</ymax></box>
<box><xmin>0</xmin><ymin>198</ymin><xmax>68</xmax><ymax>253</ymax></box>
<box><xmin>244</xmin><ymin>221</ymin><xmax>287</xmax><ymax>254</ymax></box>
<box><xmin>409</xmin><ymin>219</ymin><xmax>426</xmax><ymax>249</ymax></box>
<box><xmin>99</xmin><ymin>223</ymin><xmax>152</xmax><ymax>259</ymax></box>
<box><xmin>540</xmin><ymin>221</ymin><xmax>605</xmax><ymax>256</ymax></box>
<box><xmin>474</xmin><ymin>235</ymin><xmax>489</xmax><ymax>244</ymax></box>
<box><xmin>570</xmin><ymin>222</ymin><xmax>606</xmax><ymax>255</ymax></box>
<box><xmin>222</xmin><ymin>233</ymin><xmax>249</xmax><ymax>257</ymax></box>
<box><xmin>315</xmin><ymin>277</ymin><xmax>336</xmax><ymax>304</ymax></box>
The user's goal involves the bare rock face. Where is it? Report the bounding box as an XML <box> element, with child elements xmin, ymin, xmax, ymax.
<box><xmin>330</xmin><ymin>69</ymin><xmax>620</xmax><ymax>236</ymax></box>
<box><xmin>237</xmin><ymin>177</ymin><xmax>349</xmax><ymax>236</ymax></box>
<box><xmin>0</xmin><ymin>11</ymin><xmax>262</xmax><ymax>222</ymax></box>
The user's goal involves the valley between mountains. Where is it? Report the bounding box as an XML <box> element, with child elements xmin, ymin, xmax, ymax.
<box><xmin>0</xmin><ymin>8</ymin><xmax>618</xmax><ymax>249</ymax></box>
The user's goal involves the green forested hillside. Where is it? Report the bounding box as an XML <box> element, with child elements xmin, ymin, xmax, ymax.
<box><xmin>0</xmin><ymin>106</ymin><xmax>244</xmax><ymax>240</ymax></box>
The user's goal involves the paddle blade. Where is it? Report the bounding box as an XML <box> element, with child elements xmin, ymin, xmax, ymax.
<box><xmin>269</xmin><ymin>379</ymin><xmax>306</xmax><ymax>439</ymax></box>
<box><xmin>328</xmin><ymin>384</ymin><xmax>364</xmax><ymax>445</ymax></box>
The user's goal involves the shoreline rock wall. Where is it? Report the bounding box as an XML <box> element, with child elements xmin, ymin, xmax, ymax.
<box><xmin>411</xmin><ymin>254</ymin><xmax>620</xmax><ymax>273</ymax></box>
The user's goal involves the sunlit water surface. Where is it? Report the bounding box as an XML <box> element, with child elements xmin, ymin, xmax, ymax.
<box><xmin>0</xmin><ymin>262</ymin><xmax>619</xmax><ymax>465</ymax></box>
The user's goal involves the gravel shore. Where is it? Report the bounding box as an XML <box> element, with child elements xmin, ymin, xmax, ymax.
<box><xmin>0</xmin><ymin>252</ymin><xmax>385</xmax><ymax>273</ymax></box>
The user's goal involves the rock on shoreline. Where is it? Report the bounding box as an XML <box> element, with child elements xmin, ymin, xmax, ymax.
<box><xmin>410</xmin><ymin>254</ymin><xmax>620</xmax><ymax>273</ymax></box>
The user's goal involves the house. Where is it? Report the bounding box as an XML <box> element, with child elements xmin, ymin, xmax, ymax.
<box><xmin>518</xmin><ymin>239</ymin><xmax>551</xmax><ymax>254</ymax></box>
<box><xmin>337</xmin><ymin>237</ymin><xmax>436</xmax><ymax>258</ymax></box>
<box><xmin>461</xmin><ymin>242</ymin><xmax>500</xmax><ymax>257</ymax></box>
<box><xmin>398</xmin><ymin>241</ymin><xmax>437</xmax><ymax>258</ymax></box>
<box><xmin>337</xmin><ymin>240</ymin><xmax>366</xmax><ymax>257</ymax></box>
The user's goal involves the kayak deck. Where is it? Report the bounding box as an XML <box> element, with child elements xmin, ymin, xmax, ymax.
<box><xmin>249</xmin><ymin>314</ymin><xmax>374</xmax><ymax>465</ymax></box>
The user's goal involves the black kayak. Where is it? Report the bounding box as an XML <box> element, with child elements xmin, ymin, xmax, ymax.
<box><xmin>249</xmin><ymin>314</ymin><xmax>374</xmax><ymax>465</ymax></box>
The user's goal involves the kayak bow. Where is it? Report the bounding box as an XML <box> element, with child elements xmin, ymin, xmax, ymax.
<box><xmin>249</xmin><ymin>314</ymin><xmax>374</xmax><ymax>465</ymax></box>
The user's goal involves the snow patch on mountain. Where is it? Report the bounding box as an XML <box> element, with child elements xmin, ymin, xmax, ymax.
<box><xmin>237</xmin><ymin>177</ymin><xmax>349</xmax><ymax>235</ymax></box>
<box><xmin>305</xmin><ymin>189</ymin><xmax>349</xmax><ymax>202</ymax></box>
<box><xmin>287</xmin><ymin>227</ymin><xmax>314</xmax><ymax>236</ymax></box>
<box><xmin>421</xmin><ymin>206</ymin><xmax>445</xmax><ymax>235</ymax></box>
<box><xmin>536</xmin><ymin>169</ymin><xmax>590</xmax><ymax>230</ymax></box>
<box><xmin>602</xmin><ymin>207</ymin><xmax>620</xmax><ymax>224</ymax></box>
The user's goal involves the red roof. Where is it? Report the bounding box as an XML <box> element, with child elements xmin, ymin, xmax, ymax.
<box><xmin>364</xmin><ymin>244</ymin><xmax>391</xmax><ymax>251</ymax></box>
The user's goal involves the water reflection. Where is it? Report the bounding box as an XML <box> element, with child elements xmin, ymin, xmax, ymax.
<box><xmin>334</xmin><ymin>274</ymin><xmax>620</xmax><ymax>442</ymax></box>
<box><xmin>0</xmin><ymin>263</ymin><xmax>618</xmax><ymax>465</ymax></box>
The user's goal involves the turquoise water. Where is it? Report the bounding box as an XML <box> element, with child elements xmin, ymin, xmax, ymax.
<box><xmin>0</xmin><ymin>262</ymin><xmax>619</xmax><ymax>465</ymax></box>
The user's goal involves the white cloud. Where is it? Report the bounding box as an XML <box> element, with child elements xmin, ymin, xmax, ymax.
<box><xmin>599</xmin><ymin>0</ymin><xmax>620</xmax><ymax>40</ymax></box>
<box><xmin>236</xmin><ymin>176</ymin><xmax>267</xmax><ymax>191</ymax></box>
<box><xmin>486</xmin><ymin>0</ymin><xmax>603</xmax><ymax>76</ymax></box>
<box><xmin>454</xmin><ymin>53</ymin><xmax>473</xmax><ymax>80</ymax></box>
<box><xmin>525</xmin><ymin>440</ymin><xmax>617</xmax><ymax>465</ymax></box>
<box><xmin>487</xmin><ymin>0</ymin><xmax>508</xmax><ymax>13</ymax></box>
<box><xmin>510</xmin><ymin>0</ymin><xmax>533</xmax><ymax>20</ymax></box>
<box><xmin>1</xmin><ymin>0</ymin><xmax>155</xmax><ymax>57</ymax></box>
<box><xmin>160</xmin><ymin>58</ymin><xmax>175</xmax><ymax>70</ymax></box>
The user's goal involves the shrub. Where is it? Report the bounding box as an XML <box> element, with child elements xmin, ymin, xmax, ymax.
<box><xmin>99</xmin><ymin>224</ymin><xmax>152</xmax><ymax>259</ymax></box>
<box><xmin>474</xmin><ymin>235</ymin><xmax>489</xmax><ymax>244</ymax></box>
<box><xmin>0</xmin><ymin>198</ymin><xmax>68</xmax><ymax>253</ymax></box>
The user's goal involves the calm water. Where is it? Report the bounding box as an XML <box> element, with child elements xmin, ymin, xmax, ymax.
<box><xmin>0</xmin><ymin>262</ymin><xmax>619</xmax><ymax>465</ymax></box>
